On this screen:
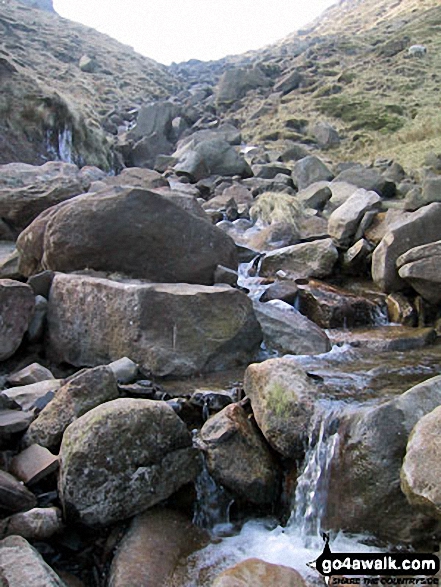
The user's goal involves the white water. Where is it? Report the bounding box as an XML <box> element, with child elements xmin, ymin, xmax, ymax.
<box><xmin>185</xmin><ymin>403</ymin><xmax>381</xmax><ymax>586</ymax></box>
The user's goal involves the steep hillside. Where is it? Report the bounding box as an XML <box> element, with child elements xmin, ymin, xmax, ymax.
<box><xmin>215</xmin><ymin>0</ymin><xmax>441</xmax><ymax>170</ymax></box>
<box><xmin>0</xmin><ymin>0</ymin><xmax>180</xmax><ymax>168</ymax></box>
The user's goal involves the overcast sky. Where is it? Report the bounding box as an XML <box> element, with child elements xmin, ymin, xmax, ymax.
<box><xmin>53</xmin><ymin>0</ymin><xmax>337</xmax><ymax>65</ymax></box>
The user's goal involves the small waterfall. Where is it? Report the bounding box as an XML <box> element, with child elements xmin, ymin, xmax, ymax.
<box><xmin>290</xmin><ymin>404</ymin><xmax>341</xmax><ymax>545</ymax></box>
<box><xmin>45</xmin><ymin>126</ymin><xmax>74</xmax><ymax>164</ymax></box>
<box><xmin>193</xmin><ymin>460</ymin><xmax>234</xmax><ymax>534</ymax></box>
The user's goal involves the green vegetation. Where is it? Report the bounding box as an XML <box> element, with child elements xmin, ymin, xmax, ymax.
<box><xmin>266</xmin><ymin>382</ymin><xmax>293</xmax><ymax>418</ymax></box>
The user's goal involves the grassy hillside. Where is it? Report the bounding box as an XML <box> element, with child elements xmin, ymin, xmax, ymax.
<box><xmin>0</xmin><ymin>0</ymin><xmax>180</xmax><ymax>167</ymax></box>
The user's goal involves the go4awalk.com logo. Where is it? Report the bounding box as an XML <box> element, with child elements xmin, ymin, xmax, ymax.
<box><xmin>308</xmin><ymin>534</ymin><xmax>440</xmax><ymax>586</ymax></box>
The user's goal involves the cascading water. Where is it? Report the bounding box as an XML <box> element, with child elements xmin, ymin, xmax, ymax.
<box><xmin>193</xmin><ymin>461</ymin><xmax>234</xmax><ymax>534</ymax></box>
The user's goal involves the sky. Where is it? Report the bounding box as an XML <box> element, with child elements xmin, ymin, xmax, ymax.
<box><xmin>53</xmin><ymin>0</ymin><xmax>337</xmax><ymax>65</ymax></box>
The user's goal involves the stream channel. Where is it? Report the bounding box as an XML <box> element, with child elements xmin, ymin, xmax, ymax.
<box><xmin>172</xmin><ymin>259</ymin><xmax>441</xmax><ymax>585</ymax></box>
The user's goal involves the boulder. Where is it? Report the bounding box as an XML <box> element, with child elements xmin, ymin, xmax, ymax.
<box><xmin>0</xmin><ymin>161</ymin><xmax>93</xmax><ymax>233</ymax></box>
<box><xmin>0</xmin><ymin>280</ymin><xmax>35</xmax><ymax>361</ymax></box>
<box><xmin>197</xmin><ymin>403</ymin><xmax>280</xmax><ymax>504</ymax></box>
<box><xmin>244</xmin><ymin>358</ymin><xmax>323</xmax><ymax>458</ymax></box>
<box><xmin>47</xmin><ymin>274</ymin><xmax>262</xmax><ymax>377</ymax></box>
<box><xmin>274</xmin><ymin>69</ymin><xmax>303</xmax><ymax>95</ymax></box>
<box><xmin>10</xmin><ymin>444</ymin><xmax>59</xmax><ymax>485</ymax></box>
<box><xmin>212</xmin><ymin>558</ymin><xmax>306</xmax><ymax>587</ymax></box>
<box><xmin>328</xmin><ymin>189</ymin><xmax>382</xmax><ymax>248</ymax></box>
<box><xmin>342</xmin><ymin>239</ymin><xmax>373</xmax><ymax>275</ymax></box>
<box><xmin>173</xmin><ymin>139</ymin><xmax>252</xmax><ymax>182</ymax></box>
<box><xmin>0</xmin><ymin>507</ymin><xmax>63</xmax><ymax>541</ymax></box>
<box><xmin>333</xmin><ymin>166</ymin><xmax>396</xmax><ymax>198</ymax></box>
<box><xmin>17</xmin><ymin>187</ymin><xmax>237</xmax><ymax>284</ymax></box>
<box><xmin>58</xmin><ymin>398</ymin><xmax>201</xmax><ymax>526</ymax></box>
<box><xmin>259</xmin><ymin>282</ymin><xmax>299</xmax><ymax>304</ymax></box>
<box><xmin>325</xmin><ymin>375</ymin><xmax>441</xmax><ymax>543</ymax></box>
<box><xmin>23</xmin><ymin>366</ymin><xmax>120</xmax><ymax>450</ymax></box>
<box><xmin>89</xmin><ymin>167</ymin><xmax>169</xmax><ymax>192</ymax></box>
<box><xmin>296</xmin><ymin>280</ymin><xmax>381</xmax><ymax>329</ymax></box>
<box><xmin>0</xmin><ymin>410</ymin><xmax>34</xmax><ymax>444</ymax></box>
<box><xmin>295</xmin><ymin>182</ymin><xmax>332</xmax><ymax>211</ymax></box>
<box><xmin>260</xmin><ymin>238</ymin><xmax>338</xmax><ymax>280</ymax></box>
<box><xmin>27</xmin><ymin>295</ymin><xmax>48</xmax><ymax>343</ymax></box>
<box><xmin>397</xmin><ymin>240</ymin><xmax>441</xmax><ymax>304</ymax></box>
<box><xmin>108</xmin><ymin>508</ymin><xmax>208</xmax><ymax>587</ymax></box>
<box><xmin>0</xmin><ymin>535</ymin><xmax>67</xmax><ymax>586</ymax></box>
<box><xmin>1</xmin><ymin>379</ymin><xmax>62</xmax><ymax>412</ymax></box>
<box><xmin>372</xmin><ymin>203</ymin><xmax>441</xmax><ymax>293</ymax></box>
<box><xmin>253</xmin><ymin>300</ymin><xmax>331</xmax><ymax>355</ymax></box>
<box><xmin>0</xmin><ymin>470</ymin><xmax>37</xmax><ymax>516</ymax></box>
<box><xmin>311</xmin><ymin>121</ymin><xmax>340</xmax><ymax>149</ymax></box>
<box><xmin>216</xmin><ymin>66</ymin><xmax>271</xmax><ymax>106</ymax></box>
<box><xmin>327</xmin><ymin>325</ymin><xmax>435</xmax><ymax>352</ymax></box>
<box><xmin>292</xmin><ymin>156</ymin><xmax>334</xmax><ymax>191</ymax></box>
<box><xmin>7</xmin><ymin>363</ymin><xmax>55</xmax><ymax>386</ymax></box>
<box><xmin>401</xmin><ymin>405</ymin><xmax>441</xmax><ymax>519</ymax></box>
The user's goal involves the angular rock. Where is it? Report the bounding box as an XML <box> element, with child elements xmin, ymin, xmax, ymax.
<box><xmin>311</xmin><ymin>121</ymin><xmax>340</xmax><ymax>149</ymax></box>
<box><xmin>173</xmin><ymin>139</ymin><xmax>252</xmax><ymax>182</ymax></box>
<box><xmin>17</xmin><ymin>187</ymin><xmax>238</xmax><ymax>284</ymax></box>
<box><xmin>190</xmin><ymin>390</ymin><xmax>235</xmax><ymax>413</ymax></box>
<box><xmin>244</xmin><ymin>358</ymin><xmax>322</xmax><ymax>458</ymax></box>
<box><xmin>326</xmin><ymin>375</ymin><xmax>441</xmax><ymax>543</ymax></box>
<box><xmin>274</xmin><ymin>69</ymin><xmax>303</xmax><ymax>95</ymax></box>
<box><xmin>198</xmin><ymin>403</ymin><xmax>280</xmax><ymax>504</ymax></box>
<box><xmin>10</xmin><ymin>444</ymin><xmax>59</xmax><ymax>485</ymax></box>
<box><xmin>0</xmin><ymin>507</ymin><xmax>63</xmax><ymax>541</ymax></box>
<box><xmin>372</xmin><ymin>203</ymin><xmax>441</xmax><ymax>292</ymax></box>
<box><xmin>295</xmin><ymin>182</ymin><xmax>332</xmax><ymax>211</ymax></box>
<box><xmin>47</xmin><ymin>275</ymin><xmax>262</xmax><ymax>377</ymax></box>
<box><xmin>7</xmin><ymin>363</ymin><xmax>55</xmax><ymax>387</ymax></box>
<box><xmin>23</xmin><ymin>366</ymin><xmax>120</xmax><ymax>449</ymax></box>
<box><xmin>0</xmin><ymin>410</ymin><xmax>34</xmax><ymax>444</ymax></box>
<box><xmin>342</xmin><ymin>239</ymin><xmax>373</xmax><ymax>275</ymax></box>
<box><xmin>292</xmin><ymin>156</ymin><xmax>334</xmax><ymax>191</ymax></box>
<box><xmin>216</xmin><ymin>66</ymin><xmax>271</xmax><ymax>105</ymax></box>
<box><xmin>27</xmin><ymin>270</ymin><xmax>55</xmax><ymax>297</ymax></box>
<box><xmin>58</xmin><ymin>398</ymin><xmax>201</xmax><ymax>526</ymax></box>
<box><xmin>0</xmin><ymin>535</ymin><xmax>67</xmax><ymax>586</ymax></box>
<box><xmin>296</xmin><ymin>280</ymin><xmax>381</xmax><ymax>329</ymax></box>
<box><xmin>108</xmin><ymin>508</ymin><xmax>209</xmax><ymax>587</ymax></box>
<box><xmin>259</xmin><ymin>282</ymin><xmax>299</xmax><ymax>304</ymax></box>
<box><xmin>386</xmin><ymin>293</ymin><xmax>416</xmax><ymax>326</ymax></box>
<box><xmin>405</xmin><ymin>177</ymin><xmax>441</xmax><ymax>211</ymax></box>
<box><xmin>253</xmin><ymin>300</ymin><xmax>331</xmax><ymax>356</ymax></box>
<box><xmin>2</xmin><ymin>379</ymin><xmax>62</xmax><ymax>412</ymax></box>
<box><xmin>260</xmin><ymin>238</ymin><xmax>338</xmax><ymax>280</ymax></box>
<box><xmin>328</xmin><ymin>189</ymin><xmax>382</xmax><ymax>248</ymax></box>
<box><xmin>333</xmin><ymin>166</ymin><xmax>396</xmax><ymax>198</ymax></box>
<box><xmin>401</xmin><ymin>405</ymin><xmax>441</xmax><ymax>519</ymax></box>
<box><xmin>0</xmin><ymin>470</ymin><xmax>37</xmax><ymax>516</ymax></box>
<box><xmin>212</xmin><ymin>558</ymin><xmax>306</xmax><ymax>587</ymax></box>
<box><xmin>89</xmin><ymin>167</ymin><xmax>169</xmax><ymax>192</ymax></box>
<box><xmin>0</xmin><ymin>161</ymin><xmax>92</xmax><ymax>232</ymax></box>
<box><xmin>0</xmin><ymin>280</ymin><xmax>35</xmax><ymax>360</ymax></box>
<box><xmin>328</xmin><ymin>325</ymin><xmax>435</xmax><ymax>352</ymax></box>
<box><xmin>397</xmin><ymin>240</ymin><xmax>441</xmax><ymax>304</ymax></box>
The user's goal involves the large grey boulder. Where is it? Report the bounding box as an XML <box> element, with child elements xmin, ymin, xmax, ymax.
<box><xmin>328</xmin><ymin>189</ymin><xmax>382</xmax><ymax>248</ymax></box>
<box><xmin>216</xmin><ymin>66</ymin><xmax>271</xmax><ymax>106</ymax></box>
<box><xmin>0</xmin><ymin>536</ymin><xmax>66</xmax><ymax>587</ymax></box>
<box><xmin>372</xmin><ymin>202</ymin><xmax>441</xmax><ymax>292</ymax></box>
<box><xmin>253</xmin><ymin>300</ymin><xmax>331</xmax><ymax>355</ymax></box>
<box><xmin>244</xmin><ymin>358</ymin><xmax>322</xmax><ymax>458</ymax></box>
<box><xmin>58</xmin><ymin>398</ymin><xmax>201</xmax><ymax>526</ymax></box>
<box><xmin>260</xmin><ymin>238</ymin><xmax>338</xmax><ymax>280</ymax></box>
<box><xmin>292</xmin><ymin>156</ymin><xmax>334</xmax><ymax>190</ymax></box>
<box><xmin>0</xmin><ymin>161</ymin><xmax>98</xmax><ymax>233</ymax></box>
<box><xmin>47</xmin><ymin>274</ymin><xmax>262</xmax><ymax>377</ymax></box>
<box><xmin>17</xmin><ymin>187</ymin><xmax>237</xmax><ymax>284</ymax></box>
<box><xmin>274</xmin><ymin>69</ymin><xmax>303</xmax><ymax>95</ymax></box>
<box><xmin>173</xmin><ymin>139</ymin><xmax>253</xmax><ymax>182</ymax></box>
<box><xmin>23</xmin><ymin>366</ymin><xmax>120</xmax><ymax>450</ymax></box>
<box><xmin>397</xmin><ymin>240</ymin><xmax>441</xmax><ymax>304</ymax></box>
<box><xmin>401</xmin><ymin>405</ymin><xmax>441</xmax><ymax>519</ymax></box>
<box><xmin>333</xmin><ymin>166</ymin><xmax>396</xmax><ymax>198</ymax></box>
<box><xmin>325</xmin><ymin>375</ymin><xmax>441</xmax><ymax>543</ymax></box>
<box><xmin>0</xmin><ymin>280</ymin><xmax>35</xmax><ymax>361</ymax></box>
